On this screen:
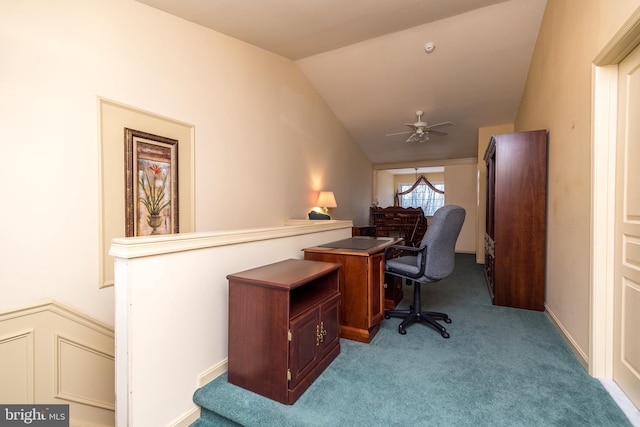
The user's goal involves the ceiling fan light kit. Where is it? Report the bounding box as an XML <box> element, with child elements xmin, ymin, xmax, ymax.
<box><xmin>385</xmin><ymin>110</ymin><xmax>453</xmax><ymax>143</ymax></box>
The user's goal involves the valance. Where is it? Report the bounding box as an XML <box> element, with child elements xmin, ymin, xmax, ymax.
<box><xmin>394</xmin><ymin>175</ymin><xmax>444</xmax><ymax>206</ymax></box>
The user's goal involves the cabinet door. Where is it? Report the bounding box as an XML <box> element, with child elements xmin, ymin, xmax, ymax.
<box><xmin>318</xmin><ymin>294</ymin><xmax>340</xmax><ymax>358</ymax></box>
<box><xmin>288</xmin><ymin>307</ymin><xmax>319</xmax><ymax>388</ymax></box>
<box><xmin>288</xmin><ymin>294</ymin><xmax>340</xmax><ymax>388</ymax></box>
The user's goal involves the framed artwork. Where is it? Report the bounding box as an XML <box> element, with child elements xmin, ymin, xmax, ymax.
<box><xmin>125</xmin><ymin>128</ymin><xmax>179</xmax><ymax>236</ymax></box>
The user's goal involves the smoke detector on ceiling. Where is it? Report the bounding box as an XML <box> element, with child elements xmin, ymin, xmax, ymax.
<box><xmin>424</xmin><ymin>42</ymin><xmax>436</xmax><ymax>53</ymax></box>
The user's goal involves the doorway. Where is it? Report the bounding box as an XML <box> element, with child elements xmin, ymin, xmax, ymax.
<box><xmin>591</xmin><ymin>7</ymin><xmax>640</xmax><ymax>412</ymax></box>
<box><xmin>613</xmin><ymin>39</ymin><xmax>640</xmax><ymax>409</ymax></box>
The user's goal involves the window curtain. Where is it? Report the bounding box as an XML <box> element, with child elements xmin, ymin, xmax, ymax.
<box><xmin>394</xmin><ymin>175</ymin><xmax>444</xmax><ymax>206</ymax></box>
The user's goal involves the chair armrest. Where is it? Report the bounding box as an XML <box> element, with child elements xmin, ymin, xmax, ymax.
<box><xmin>384</xmin><ymin>244</ymin><xmax>424</xmax><ymax>260</ymax></box>
<box><xmin>384</xmin><ymin>244</ymin><xmax>429</xmax><ymax>279</ymax></box>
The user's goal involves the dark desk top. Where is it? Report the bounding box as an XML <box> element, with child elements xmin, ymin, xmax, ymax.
<box><xmin>319</xmin><ymin>237</ymin><xmax>394</xmax><ymax>250</ymax></box>
<box><xmin>303</xmin><ymin>237</ymin><xmax>401</xmax><ymax>256</ymax></box>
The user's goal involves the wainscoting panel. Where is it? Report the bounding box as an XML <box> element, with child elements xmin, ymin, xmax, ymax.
<box><xmin>56</xmin><ymin>334</ymin><xmax>115</xmax><ymax>410</ymax></box>
<box><xmin>0</xmin><ymin>329</ymin><xmax>34</xmax><ymax>403</ymax></box>
<box><xmin>0</xmin><ymin>301</ymin><xmax>115</xmax><ymax>427</ymax></box>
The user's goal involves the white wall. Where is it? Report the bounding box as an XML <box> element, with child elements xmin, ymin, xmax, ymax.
<box><xmin>515</xmin><ymin>0</ymin><xmax>640</xmax><ymax>361</ymax></box>
<box><xmin>0</xmin><ymin>0</ymin><xmax>372</xmax><ymax>326</ymax></box>
<box><xmin>444</xmin><ymin>163</ymin><xmax>477</xmax><ymax>253</ymax></box>
<box><xmin>111</xmin><ymin>222</ymin><xmax>353</xmax><ymax>426</ymax></box>
<box><xmin>374</xmin><ymin>170</ymin><xmax>395</xmax><ymax>208</ymax></box>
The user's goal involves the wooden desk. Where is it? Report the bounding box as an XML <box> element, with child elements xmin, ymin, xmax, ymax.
<box><xmin>303</xmin><ymin>237</ymin><xmax>401</xmax><ymax>343</ymax></box>
<box><xmin>369</xmin><ymin>206</ymin><xmax>427</xmax><ymax>246</ymax></box>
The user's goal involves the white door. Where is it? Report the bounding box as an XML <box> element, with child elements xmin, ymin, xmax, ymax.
<box><xmin>614</xmin><ymin>41</ymin><xmax>640</xmax><ymax>407</ymax></box>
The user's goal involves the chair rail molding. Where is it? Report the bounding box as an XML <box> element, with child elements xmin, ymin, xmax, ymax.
<box><xmin>110</xmin><ymin>220</ymin><xmax>352</xmax><ymax>259</ymax></box>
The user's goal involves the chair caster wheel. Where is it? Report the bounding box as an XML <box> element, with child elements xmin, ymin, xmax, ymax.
<box><xmin>444</xmin><ymin>318</ymin><xmax>452</xmax><ymax>324</ymax></box>
<box><xmin>441</xmin><ymin>331</ymin><xmax>450</xmax><ymax>339</ymax></box>
<box><xmin>384</xmin><ymin>314</ymin><xmax>390</xmax><ymax>319</ymax></box>
<box><xmin>399</xmin><ymin>327</ymin><xmax>407</xmax><ymax>335</ymax></box>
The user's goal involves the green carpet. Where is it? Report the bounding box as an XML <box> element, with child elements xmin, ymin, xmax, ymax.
<box><xmin>192</xmin><ymin>254</ymin><xmax>631</xmax><ymax>426</ymax></box>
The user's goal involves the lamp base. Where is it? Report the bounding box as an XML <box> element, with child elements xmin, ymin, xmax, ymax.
<box><xmin>309</xmin><ymin>211</ymin><xmax>331</xmax><ymax>220</ymax></box>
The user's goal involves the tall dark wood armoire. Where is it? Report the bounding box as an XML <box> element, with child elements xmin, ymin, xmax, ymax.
<box><xmin>484</xmin><ymin>130</ymin><xmax>547</xmax><ymax>311</ymax></box>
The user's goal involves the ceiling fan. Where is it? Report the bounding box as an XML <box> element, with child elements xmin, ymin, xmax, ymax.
<box><xmin>386</xmin><ymin>110</ymin><xmax>453</xmax><ymax>143</ymax></box>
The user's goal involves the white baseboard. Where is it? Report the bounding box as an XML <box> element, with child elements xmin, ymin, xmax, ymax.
<box><xmin>170</xmin><ymin>359</ymin><xmax>229</xmax><ymax>427</ymax></box>
<box><xmin>199</xmin><ymin>358</ymin><xmax>228</xmax><ymax>386</ymax></box>
<box><xmin>546</xmin><ymin>305</ymin><xmax>640</xmax><ymax>425</ymax></box>
<box><xmin>170</xmin><ymin>406</ymin><xmax>201</xmax><ymax>427</ymax></box>
<box><xmin>545</xmin><ymin>304</ymin><xmax>589</xmax><ymax>370</ymax></box>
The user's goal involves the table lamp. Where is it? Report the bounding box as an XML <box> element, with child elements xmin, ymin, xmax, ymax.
<box><xmin>316</xmin><ymin>191</ymin><xmax>337</xmax><ymax>215</ymax></box>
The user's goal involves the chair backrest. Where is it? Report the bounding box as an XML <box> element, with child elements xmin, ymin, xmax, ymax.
<box><xmin>417</xmin><ymin>205</ymin><xmax>466</xmax><ymax>280</ymax></box>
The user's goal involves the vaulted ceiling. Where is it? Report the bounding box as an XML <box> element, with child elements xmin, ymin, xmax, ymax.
<box><xmin>136</xmin><ymin>0</ymin><xmax>547</xmax><ymax>166</ymax></box>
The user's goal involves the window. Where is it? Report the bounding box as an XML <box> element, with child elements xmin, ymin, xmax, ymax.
<box><xmin>398</xmin><ymin>183</ymin><xmax>444</xmax><ymax>216</ymax></box>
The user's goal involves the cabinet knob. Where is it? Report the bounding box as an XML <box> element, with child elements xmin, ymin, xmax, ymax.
<box><xmin>316</xmin><ymin>322</ymin><xmax>327</xmax><ymax>345</ymax></box>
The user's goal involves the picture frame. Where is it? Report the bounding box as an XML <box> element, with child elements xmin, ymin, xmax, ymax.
<box><xmin>125</xmin><ymin>128</ymin><xmax>179</xmax><ymax>236</ymax></box>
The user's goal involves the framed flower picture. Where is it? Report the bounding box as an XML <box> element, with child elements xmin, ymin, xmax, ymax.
<box><xmin>125</xmin><ymin>128</ymin><xmax>179</xmax><ymax>236</ymax></box>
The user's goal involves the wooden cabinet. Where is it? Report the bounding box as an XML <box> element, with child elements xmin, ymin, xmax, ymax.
<box><xmin>484</xmin><ymin>130</ymin><xmax>547</xmax><ymax>311</ymax></box>
<box><xmin>303</xmin><ymin>237</ymin><xmax>401</xmax><ymax>343</ymax></box>
<box><xmin>352</xmin><ymin>225</ymin><xmax>376</xmax><ymax>236</ymax></box>
<box><xmin>227</xmin><ymin>259</ymin><xmax>341</xmax><ymax>405</ymax></box>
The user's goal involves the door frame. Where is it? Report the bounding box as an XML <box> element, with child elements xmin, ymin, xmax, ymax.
<box><xmin>591</xmin><ymin>8</ymin><xmax>640</xmax><ymax>377</ymax></box>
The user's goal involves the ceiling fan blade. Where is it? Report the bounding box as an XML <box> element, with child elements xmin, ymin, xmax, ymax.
<box><xmin>427</xmin><ymin>121</ymin><xmax>453</xmax><ymax>129</ymax></box>
<box><xmin>387</xmin><ymin>115</ymin><xmax>453</xmax><ymax>141</ymax></box>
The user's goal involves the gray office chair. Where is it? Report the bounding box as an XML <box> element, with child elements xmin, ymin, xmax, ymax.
<box><xmin>384</xmin><ymin>205</ymin><xmax>466</xmax><ymax>338</ymax></box>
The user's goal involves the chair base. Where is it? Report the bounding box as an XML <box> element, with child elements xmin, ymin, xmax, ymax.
<box><xmin>385</xmin><ymin>309</ymin><xmax>451</xmax><ymax>338</ymax></box>
<box><xmin>384</xmin><ymin>280</ymin><xmax>451</xmax><ymax>338</ymax></box>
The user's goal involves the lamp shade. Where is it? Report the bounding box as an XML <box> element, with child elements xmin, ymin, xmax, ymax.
<box><xmin>316</xmin><ymin>191</ymin><xmax>337</xmax><ymax>208</ymax></box>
